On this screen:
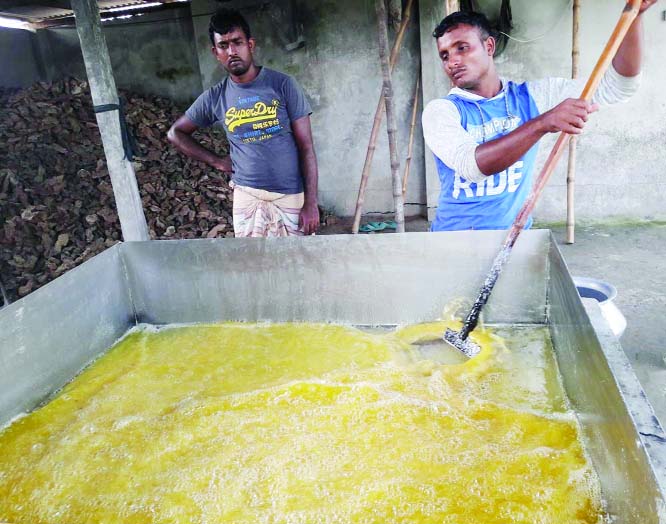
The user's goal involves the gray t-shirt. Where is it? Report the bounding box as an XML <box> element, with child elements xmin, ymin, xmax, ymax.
<box><xmin>186</xmin><ymin>67</ymin><xmax>312</xmax><ymax>194</ymax></box>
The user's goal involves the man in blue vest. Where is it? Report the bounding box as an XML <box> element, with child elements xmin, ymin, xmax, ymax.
<box><xmin>423</xmin><ymin>2</ymin><xmax>657</xmax><ymax>231</ymax></box>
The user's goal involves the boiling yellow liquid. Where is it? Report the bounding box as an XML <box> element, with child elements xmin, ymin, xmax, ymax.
<box><xmin>0</xmin><ymin>322</ymin><xmax>603</xmax><ymax>523</ymax></box>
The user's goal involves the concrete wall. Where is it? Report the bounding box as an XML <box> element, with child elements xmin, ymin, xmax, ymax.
<box><xmin>3</xmin><ymin>1</ymin><xmax>665</xmax><ymax>222</ymax></box>
<box><xmin>190</xmin><ymin>0</ymin><xmax>426</xmax><ymax>217</ymax></box>
<box><xmin>0</xmin><ymin>28</ymin><xmax>43</xmax><ymax>88</ymax></box>
<box><xmin>530</xmin><ymin>1</ymin><xmax>666</xmax><ymax>223</ymax></box>
<box><xmin>35</xmin><ymin>7</ymin><xmax>202</xmax><ymax>104</ymax></box>
<box><xmin>420</xmin><ymin>0</ymin><xmax>666</xmax><ymax>224</ymax></box>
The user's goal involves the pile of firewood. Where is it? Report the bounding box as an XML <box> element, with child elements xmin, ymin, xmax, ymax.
<box><xmin>0</xmin><ymin>78</ymin><xmax>232</xmax><ymax>303</ymax></box>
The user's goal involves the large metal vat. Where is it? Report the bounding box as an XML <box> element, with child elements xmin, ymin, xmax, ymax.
<box><xmin>1</xmin><ymin>230</ymin><xmax>665</xmax><ymax>522</ymax></box>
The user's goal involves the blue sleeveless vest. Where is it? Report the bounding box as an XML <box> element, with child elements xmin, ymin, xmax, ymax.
<box><xmin>431</xmin><ymin>81</ymin><xmax>541</xmax><ymax>231</ymax></box>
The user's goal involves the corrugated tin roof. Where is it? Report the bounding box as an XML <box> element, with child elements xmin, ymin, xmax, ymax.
<box><xmin>0</xmin><ymin>6</ymin><xmax>73</xmax><ymax>21</ymax></box>
<box><xmin>0</xmin><ymin>0</ymin><xmax>186</xmax><ymax>27</ymax></box>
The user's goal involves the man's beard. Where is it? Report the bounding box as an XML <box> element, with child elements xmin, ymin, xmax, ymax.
<box><xmin>227</xmin><ymin>60</ymin><xmax>250</xmax><ymax>76</ymax></box>
<box><xmin>454</xmin><ymin>74</ymin><xmax>481</xmax><ymax>92</ymax></box>
<box><xmin>458</xmin><ymin>79</ymin><xmax>478</xmax><ymax>91</ymax></box>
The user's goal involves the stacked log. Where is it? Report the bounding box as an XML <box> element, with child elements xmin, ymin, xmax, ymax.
<box><xmin>0</xmin><ymin>78</ymin><xmax>232</xmax><ymax>303</ymax></box>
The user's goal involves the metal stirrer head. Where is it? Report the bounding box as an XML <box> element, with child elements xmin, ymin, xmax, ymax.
<box><xmin>443</xmin><ymin>328</ymin><xmax>482</xmax><ymax>358</ymax></box>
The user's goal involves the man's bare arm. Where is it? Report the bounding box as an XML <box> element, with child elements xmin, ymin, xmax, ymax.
<box><xmin>612</xmin><ymin>0</ymin><xmax>656</xmax><ymax>77</ymax></box>
<box><xmin>292</xmin><ymin>116</ymin><xmax>319</xmax><ymax>235</ymax></box>
<box><xmin>475</xmin><ymin>0</ymin><xmax>656</xmax><ymax>176</ymax></box>
<box><xmin>167</xmin><ymin>116</ymin><xmax>231</xmax><ymax>172</ymax></box>
<box><xmin>475</xmin><ymin>99</ymin><xmax>599</xmax><ymax>175</ymax></box>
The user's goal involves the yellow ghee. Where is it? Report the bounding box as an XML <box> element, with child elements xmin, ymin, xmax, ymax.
<box><xmin>0</xmin><ymin>322</ymin><xmax>603</xmax><ymax>523</ymax></box>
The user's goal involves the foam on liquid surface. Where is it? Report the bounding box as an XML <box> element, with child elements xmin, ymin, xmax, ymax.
<box><xmin>0</xmin><ymin>322</ymin><xmax>603</xmax><ymax>523</ymax></box>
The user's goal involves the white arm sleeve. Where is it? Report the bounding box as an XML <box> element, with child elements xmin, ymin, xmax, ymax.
<box><xmin>422</xmin><ymin>99</ymin><xmax>486</xmax><ymax>184</ymax></box>
<box><xmin>528</xmin><ymin>64</ymin><xmax>641</xmax><ymax>114</ymax></box>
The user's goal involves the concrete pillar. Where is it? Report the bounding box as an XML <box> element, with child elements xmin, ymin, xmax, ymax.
<box><xmin>71</xmin><ymin>0</ymin><xmax>149</xmax><ymax>241</ymax></box>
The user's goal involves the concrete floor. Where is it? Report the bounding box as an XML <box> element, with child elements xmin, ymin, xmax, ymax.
<box><xmin>550</xmin><ymin>223</ymin><xmax>666</xmax><ymax>428</ymax></box>
<box><xmin>321</xmin><ymin>219</ymin><xmax>666</xmax><ymax>427</ymax></box>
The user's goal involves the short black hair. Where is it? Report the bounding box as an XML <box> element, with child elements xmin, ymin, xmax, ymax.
<box><xmin>432</xmin><ymin>11</ymin><xmax>492</xmax><ymax>41</ymax></box>
<box><xmin>208</xmin><ymin>8</ymin><xmax>252</xmax><ymax>45</ymax></box>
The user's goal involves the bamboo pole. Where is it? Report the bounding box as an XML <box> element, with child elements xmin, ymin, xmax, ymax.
<box><xmin>351</xmin><ymin>0</ymin><xmax>413</xmax><ymax>234</ymax></box>
<box><xmin>447</xmin><ymin>0</ymin><xmax>460</xmax><ymax>15</ymax></box>
<box><xmin>402</xmin><ymin>75</ymin><xmax>420</xmax><ymax>197</ymax></box>
<box><xmin>0</xmin><ymin>275</ymin><xmax>9</xmax><ymax>308</ymax></box>
<box><xmin>566</xmin><ymin>0</ymin><xmax>581</xmax><ymax>244</ymax></box>
<box><xmin>374</xmin><ymin>0</ymin><xmax>405</xmax><ymax>233</ymax></box>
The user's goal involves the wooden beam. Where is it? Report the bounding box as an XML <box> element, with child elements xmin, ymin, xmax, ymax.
<box><xmin>33</xmin><ymin>16</ymin><xmax>76</xmax><ymax>29</ymax></box>
<box><xmin>70</xmin><ymin>0</ymin><xmax>149</xmax><ymax>241</ymax></box>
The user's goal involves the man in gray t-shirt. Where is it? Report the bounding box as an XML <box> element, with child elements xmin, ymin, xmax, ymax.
<box><xmin>168</xmin><ymin>8</ymin><xmax>319</xmax><ymax>236</ymax></box>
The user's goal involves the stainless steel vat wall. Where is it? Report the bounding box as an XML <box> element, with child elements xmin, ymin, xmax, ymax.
<box><xmin>1</xmin><ymin>230</ymin><xmax>664</xmax><ymax>521</ymax></box>
<box><xmin>120</xmin><ymin>230</ymin><xmax>550</xmax><ymax>325</ymax></box>
<box><xmin>0</xmin><ymin>245</ymin><xmax>134</xmax><ymax>427</ymax></box>
<box><xmin>547</xmin><ymin>242</ymin><xmax>666</xmax><ymax>523</ymax></box>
